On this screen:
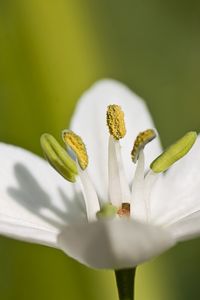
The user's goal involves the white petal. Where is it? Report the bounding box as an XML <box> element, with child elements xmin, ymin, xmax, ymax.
<box><xmin>0</xmin><ymin>143</ymin><xmax>85</xmax><ymax>247</ymax></box>
<box><xmin>58</xmin><ymin>219</ymin><xmax>175</xmax><ymax>269</ymax></box>
<box><xmin>70</xmin><ymin>79</ymin><xmax>162</xmax><ymax>202</ymax></box>
<box><xmin>0</xmin><ymin>215</ymin><xmax>57</xmax><ymax>247</ymax></box>
<box><xmin>150</xmin><ymin>135</ymin><xmax>200</xmax><ymax>225</ymax></box>
<box><xmin>167</xmin><ymin>211</ymin><xmax>200</xmax><ymax>241</ymax></box>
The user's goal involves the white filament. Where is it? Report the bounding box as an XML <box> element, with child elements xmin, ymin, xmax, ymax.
<box><xmin>77</xmin><ymin>163</ymin><xmax>100</xmax><ymax>222</ymax></box>
<box><xmin>131</xmin><ymin>150</ymin><xmax>146</xmax><ymax>221</ymax></box>
<box><xmin>108</xmin><ymin>136</ymin><xmax>131</xmax><ymax>207</ymax></box>
<box><xmin>144</xmin><ymin>170</ymin><xmax>158</xmax><ymax>222</ymax></box>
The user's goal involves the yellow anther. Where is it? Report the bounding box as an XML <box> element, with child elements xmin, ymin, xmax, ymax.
<box><xmin>40</xmin><ymin>133</ymin><xmax>77</xmax><ymax>182</ymax></box>
<box><xmin>107</xmin><ymin>105</ymin><xmax>126</xmax><ymax>140</ymax></box>
<box><xmin>151</xmin><ymin>131</ymin><xmax>197</xmax><ymax>173</ymax></box>
<box><xmin>62</xmin><ymin>130</ymin><xmax>88</xmax><ymax>170</ymax></box>
<box><xmin>131</xmin><ymin>129</ymin><xmax>156</xmax><ymax>163</ymax></box>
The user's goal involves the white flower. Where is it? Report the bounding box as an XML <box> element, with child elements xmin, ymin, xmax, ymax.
<box><xmin>0</xmin><ymin>79</ymin><xmax>199</xmax><ymax>270</ymax></box>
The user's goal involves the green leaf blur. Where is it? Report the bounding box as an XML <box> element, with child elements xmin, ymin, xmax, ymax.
<box><xmin>1</xmin><ymin>0</ymin><xmax>200</xmax><ymax>299</ymax></box>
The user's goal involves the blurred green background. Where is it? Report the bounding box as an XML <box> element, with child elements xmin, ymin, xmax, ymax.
<box><xmin>1</xmin><ymin>0</ymin><xmax>200</xmax><ymax>299</ymax></box>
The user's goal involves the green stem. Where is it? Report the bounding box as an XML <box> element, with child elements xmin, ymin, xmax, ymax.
<box><xmin>115</xmin><ymin>268</ymin><xmax>136</xmax><ymax>300</ymax></box>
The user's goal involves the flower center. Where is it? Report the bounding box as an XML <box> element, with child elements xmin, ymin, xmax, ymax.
<box><xmin>106</xmin><ymin>104</ymin><xmax>157</xmax><ymax>219</ymax></box>
<box><xmin>41</xmin><ymin>104</ymin><xmax>197</xmax><ymax>223</ymax></box>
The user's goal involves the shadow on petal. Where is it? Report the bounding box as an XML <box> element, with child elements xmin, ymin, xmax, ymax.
<box><xmin>7</xmin><ymin>163</ymin><xmax>86</xmax><ymax>229</ymax></box>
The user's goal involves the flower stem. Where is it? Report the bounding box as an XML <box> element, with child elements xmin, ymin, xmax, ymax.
<box><xmin>115</xmin><ymin>268</ymin><xmax>136</xmax><ymax>300</ymax></box>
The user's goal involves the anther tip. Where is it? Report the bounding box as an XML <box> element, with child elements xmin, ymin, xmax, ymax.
<box><xmin>131</xmin><ymin>129</ymin><xmax>156</xmax><ymax>163</ymax></box>
<box><xmin>150</xmin><ymin>130</ymin><xmax>197</xmax><ymax>173</ymax></box>
<box><xmin>62</xmin><ymin>129</ymin><xmax>89</xmax><ymax>170</ymax></box>
<box><xmin>106</xmin><ymin>104</ymin><xmax>126</xmax><ymax>140</ymax></box>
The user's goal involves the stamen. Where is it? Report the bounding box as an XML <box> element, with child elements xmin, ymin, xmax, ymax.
<box><xmin>150</xmin><ymin>131</ymin><xmax>197</xmax><ymax>173</ymax></box>
<box><xmin>130</xmin><ymin>129</ymin><xmax>156</xmax><ymax>221</ymax></box>
<box><xmin>62</xmin><ymin>130</ymin><xmax>100</xmax><ymax>221</ymax></box>
<box><xmin>62</xmin><ymin>130</ymin><xmax>88</xmax><ymax>170</ymax></box>
<box><xmin>131</xmin><ymin>129</ymin><xmax>156</xmax><ymax>163</ymax></box>
<box><xmin>107</xmin><ymin>104</ymin><xmax>126</xmax><ymax>140</ymax></box>
<box><xmin>107</xmin><ymin>105</ymin><xmax>130</xmax><ymax>206</ymax></box>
